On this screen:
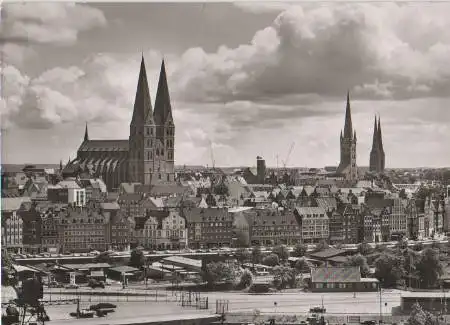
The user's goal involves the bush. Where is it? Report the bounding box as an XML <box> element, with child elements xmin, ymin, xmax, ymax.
<box><xmin>239</xmin><ymin>269</ymin><xmax>253</xmax><ymax>289</ymax></box>
<box><xmin>262</xmin><ymin>253</ymin><xmax>279</xmax><ymax>267</ymax></box>
<box><xmin>249</xmin><ymin>283</ymin><xmax>270</xmax><ymax>293</ymax></box>
<box><xmin>292</xmin><ymin>244</ymin><xmax>307</xmax><ymax>258</ymax></box>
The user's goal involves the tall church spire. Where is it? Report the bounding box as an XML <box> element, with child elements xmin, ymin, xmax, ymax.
<box><xmin>84</xmin><ymin>122</ymin><xmax>89</xmax><ymax>142</ymax></box>
<box><xmin>343</xmin><ymin>90</ymin><xmax>353</xmax><ymax>139</ymax></box>
<box><xmin>154</xmin><ymin>59</ymin><xmax>173</xmax><ymax>126</ymax></box>
<box><xmin>131</xmin><ymin>55</ymin><xmax>154</xmax><ymax>125</ymax></box>
<box><xmin>377</xmin><ymin>115</ymin><xmax>384</xmax><ymax>152</ymax></box>
<box><xmin>371</xmin><ymin>115</ymin><xmax>378</xmax><ymax>149</ymax></box>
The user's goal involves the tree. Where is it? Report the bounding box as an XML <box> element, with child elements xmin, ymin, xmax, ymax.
<box><xmin>344</xmin><ymin>254</ymin><xmax>370</xmax><ymax>277</ymax></box>
<box><xmin>358</xmin><ymin>242</ymin><xmax>374</xmax><ymax>256</ymax></box>
<box><xmin>202</xmin><ymin>261</ymin><xmax>240</xmax><ymax>287</ymax></box>
<box><xmin>412</xmin><ymin>242</ymin><xmax>424</xmax><ymax>252</ymax></box>
<box><xmin>316</xmin><ymin>240</ymin><xmax>329</xmax><ymax>251</ymax></box>
<box><xmin>262</xmin><ymin>253</ymin><xmax>280</xmax><ymax>267</ymax></box>
<box><xmin>374</xmin><ymin>253</ymin><xmax>406</xmax><ymax>287</ymax></box>
<box><xmin>235</xmin><ymin>248</ymin><xmax>251</xmax><ymax>264</ymax></box>
<box><xmin>251</xmin><ymin>246</ymin><xmax>262</xmax><ymax>265</ymax></box>
<box><xmin>399</xmin><ymin>189</ymin><xmax>408</xmax><ymax>199</ymax></box>
<box><xmin>292</xmin><ymin>244</ymin><xmax>307</xmax><ymax>258</ymax></box>
<box><xmin>94</xmin><ymin>252</ymin><xmax>112</xmax><ymax>264</ymax></box>
<box><xmin>234</xmin><ymin>229</ymin><xmax>250</xmax><ymax>247</ymax></box>
<box><xmin>239</xmin><ymin>269</ymin><xmax>253</xmax><ymax>288</ymax></box>
<box><xmin>272</xmin><ymin>245</ymin><xmax>289</xmax><ymax>262</ymax></box>
<box><xmin>272</xmin><ymin>265</ymin><xmax>296</xmax><ymax>289</ymax></box>
<box><xmin>406</xmin><ymin>303</ymin><xmax>439</xmax><ymax>325</ymax></box>
<box><xmin>129</xmin><ymin>248</ymin><xmax>145</xmax><ymax>269</ymax></box>
<box><xmin>294</xmin><ymin>258</ymin><xmax>311</xmax><ymax>273</ymax></box>
<box><xmin>416</xmin><ymin>248</ymin><xmax>443</xmax><ymax>289</ymax></box>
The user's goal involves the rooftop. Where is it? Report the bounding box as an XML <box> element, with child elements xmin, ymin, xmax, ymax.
<box><xmin>311</xmin><ymin>267</ymin><xmax>361</xmax><ymax>283</ymax></box>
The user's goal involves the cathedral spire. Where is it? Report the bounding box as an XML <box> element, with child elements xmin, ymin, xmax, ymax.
<box><xmin>377</xmin><ymin>115</ymin><xmax>384</xmax><ymax>152</ymax></box>
<box><xmin>131</xmin><ymin>55</ymin><xmax>154</xmax><ymax>125</ymax></box>
<box><xmin>84</xmin><ymin>122</ymin><xmax>89</xmax><ymax>142</ymax></box>
<box><xmin>371</xmin><ymin>115</ymin><xmax>378</xmax><ymax>149</ymax></box>
<box><xmin>154</xmin><ymin>58</ymin><xmax>173</xmax><ymax>128</ymax></box>
<box><xmin>343</xmin><ymin>90</ymin><xmax>353</xmax><ymax>139</ymax></box>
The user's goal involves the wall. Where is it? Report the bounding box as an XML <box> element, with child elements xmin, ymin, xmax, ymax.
<box><xmin>125</xmin><ymin>315</ymin><xmax>220</xmax><ymax>325</ymax></box>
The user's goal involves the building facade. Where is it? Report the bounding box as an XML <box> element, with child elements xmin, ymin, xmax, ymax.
<box><xmin>58</xmin><ymin>202</ymin><xmax>110</xmax><ymax>253</ymax></box>
<box><xmin>1</xmin><ymin>197</ymin><xmax>31</xmax><ymax>253</ymax></box>
<box><xmin>245</xmin><ymin>208</ymin><xmax>302</xmax><ymax>246</ymax></box>
<box><xmin>294</xmin><ymin>207</ymin><xmax>329</xmax><ymax>244</ymax></box>
<box><xmin>184</xmin><ymin>207</ymin><xmax>234</xmax><ymax>248</ymax></box>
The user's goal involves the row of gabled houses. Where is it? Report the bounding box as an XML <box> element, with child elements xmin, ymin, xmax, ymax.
<box><xmin>2</xmin><ymin>183</ymin><xmax>449</xmax><ymax>254</ymax></box>
<box><xmin>2</xmin><ymin>164</ymin><xmax>450</xmax><ymax>254</ymax></box>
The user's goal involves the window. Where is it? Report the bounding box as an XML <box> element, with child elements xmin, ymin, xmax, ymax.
<box><xmin>167</xmin><ymin>174</ymin><xmax>170</xmax><ymax>181</ymax></box>
<box><xmin>146</xmin><ymin>128</ymin><xmax>150</xmax><ymax>135</ymax></box>
<box><xmin>159</xmin><ymin>174</ymin><xmax>162</xmax><ymax>180</ymax></box>
<box><xmin>161</xmin><ymin>149</ymin><xmax>164</xmax><ymax>156</ymax></box>
<box><xmin>156</xmin><ymin>149</ymin><xmax>159</xmax><ymax>156</ymax></box>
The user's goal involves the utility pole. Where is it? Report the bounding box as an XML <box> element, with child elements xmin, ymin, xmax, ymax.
<box><xmin>379</xmin><ymin>286</ymin><xmax>383</xmax><ymax>324</ymax></box>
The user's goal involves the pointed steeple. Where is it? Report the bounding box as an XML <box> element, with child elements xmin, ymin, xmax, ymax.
<box><xmin>84</xmin><ymin>122</ymin><xmax>89</xmax><ymax>142</ymax></box>
<box><xmin>343</xmin><ymin>90</ymin><xmax>353</xmax><ymax>139</ymax></box>
<box><xmin>154</xmin><ymin>59</ymin><xmax>173</xmax><ymax>128</ymax></box>
<box><xmin>353</xmin><ymin>130</ymin><xmax>357</xmax><ymax>142</ymax></box>
<box><xmin>131</xmin><ymin>55</ymin><xmax>154</xmax><ymax>125</ymax></box>
<box><xmin>59</xmin><ymin>159</ymin><xmax>63</xmax><ymax>171</ymax></box>
<box><xmin>377</xmin><ymin>115</ymin><xmax>384</xmax><ymax>152</ymax></box>
<box><xmin>371</xmin><ymin>115</ymin><xmax>378</xmax><ymax>149</ymax></box>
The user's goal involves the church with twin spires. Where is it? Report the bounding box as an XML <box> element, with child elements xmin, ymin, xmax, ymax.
<box><xmin>336</xmin><ymin>91</ymin><xmax>385</xmax><ymax>182</ymax></box>
<box><xmin>65</xmin><ymin>55</ymin><xmax>175</xmax><ymax>191</ymax></box>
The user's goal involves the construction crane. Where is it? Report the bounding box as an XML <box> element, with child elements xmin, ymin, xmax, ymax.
<box><xmin>282</xmin><ymin>142</ymin><xmax>295</xmax><ymax>168</ymax></box>
<box><xmin>209</xmin><ymin>140</ymin><xmax>215</xmax><ymax>170</ymax></box>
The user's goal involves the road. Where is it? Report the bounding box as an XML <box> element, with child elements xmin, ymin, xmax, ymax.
<box><xmin>45</xmin><ymin>288</ymin><xmax>404</xmax><ymax>315</ymax></box>
<box><xmin>203</xmin><ymin>289</ymin><xmax>403</xmax><ymax>315</ymax></box>
<box><xmin>44</xmin><ymin>301</ymin><xmax>214</xmax><ymax>325</ymax></box>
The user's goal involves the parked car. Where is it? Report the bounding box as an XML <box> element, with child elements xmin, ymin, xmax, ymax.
<box><xmin>361</xmin><ymin>321</ymin><xmax>376</xmax><ymax>325</ymax></box>
<box><xmin>48</xmin><ymin>281</ymin><xmax>64</xmax><ymax>288</ymax></box>
<box><xmin>88</xmin><ymin>279</ymin><xmax>105</xmax><ymax>289</ymax></box>
<box><xmin>65</xmin><ymin>284</ymin><xmax>79</xmax><ymax>289</ymax></box>
<box><xmin>309</xmin><ymin>307</ymin><xmax>326</xmax><ymax>313</ymax></box>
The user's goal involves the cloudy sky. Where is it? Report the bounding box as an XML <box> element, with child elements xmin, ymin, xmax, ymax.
<box><xmin>1</xmin><ymin>2</ymin><xmax>450</xmax><ymax>168</ymax></box>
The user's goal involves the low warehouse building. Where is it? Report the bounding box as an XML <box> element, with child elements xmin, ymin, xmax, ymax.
<box><xmin>401</xmin><ymin>292</ymin><xmax>450</xmax><ymax>314</ymax></box>
<box><xmin>310</xmin><ymin>267</ymin><xmax>379</xmax><ymax>292</ymax></box>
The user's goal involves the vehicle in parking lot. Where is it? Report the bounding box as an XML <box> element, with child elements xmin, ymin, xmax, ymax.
<box><xmin>48</xmin><ymin>281</ymin><xmax>64</xmax><ymax>288</ymax></box>
<box><xmin>65</xmin><ymin>284</ymin><xmax>79</xmax><ymax>289</ymax></box>
<box><xmin>88</xmin><ymin>279</ymin><xmax>105</xmax><ymax>289</ymax></box>
<box><xmin>309</xmin><ymin>307</ymin><xmax>326</xmax><ymax>313</ymax></box>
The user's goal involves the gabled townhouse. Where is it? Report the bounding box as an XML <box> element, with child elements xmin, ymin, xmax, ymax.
<box><xmin>183</xmin><ymin>207</ymin><xmax>233</xmax><ymax>249</ymax></box>
<box><xmin>1</xmin><ymin>197</ymin><xmax>32</xmax><ymax>253</ymax></box>
<box><xmin>245</xmin><ymin>207</ymin><xmax>301</xmax><ymax>246</ymax></box>
<box><xmin>294</xmin><ymin>207</ymin><xmax>328</xmax><ymax>244</ymax></box>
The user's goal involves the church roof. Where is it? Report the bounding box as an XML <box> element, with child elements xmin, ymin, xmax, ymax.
<box><xmin>78</xmin><ymin>140</ymin><xmax>129</xmax><ymax>152</ymax></box>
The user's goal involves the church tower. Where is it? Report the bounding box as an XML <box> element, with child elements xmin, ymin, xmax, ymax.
<box><xmin>128</xmin><ymin>55</ymin><xmax>156</xmax><ymax>184</ymax></box>
<box><xmin>369</xmin><ymin>115</ymin><xmax>385</xmax><ymax>173</ymax></box>
<box><xmin>153</xmin><ymin>59</ymin><xmax>175</xmax><ymax>183</ymax></box>
<box><xmin>337</xmin><ymin>91</ymin><xmax>358</xmax><ymax>181</ymax></box>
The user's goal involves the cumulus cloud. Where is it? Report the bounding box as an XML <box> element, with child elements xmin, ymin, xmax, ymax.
<box><xmin>2</xmin><ymin>3</ymin><xmax>450</xmax><ymax>167</ymax></box>
<box><xmin>171</xmin><ymin>3</ymin><xmax>450</xmax><ymax>103</ymax></box>
<box><xmin>1</xmin><ymin>3</ymin><xmax>107</xmax><ymax>46</ymax></box>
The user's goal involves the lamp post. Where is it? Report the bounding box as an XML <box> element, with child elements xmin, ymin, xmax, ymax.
<box><xmin>379</xmin><ymin>285</ymin><xmax>383</xmax><ymax>324</ymax></box>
